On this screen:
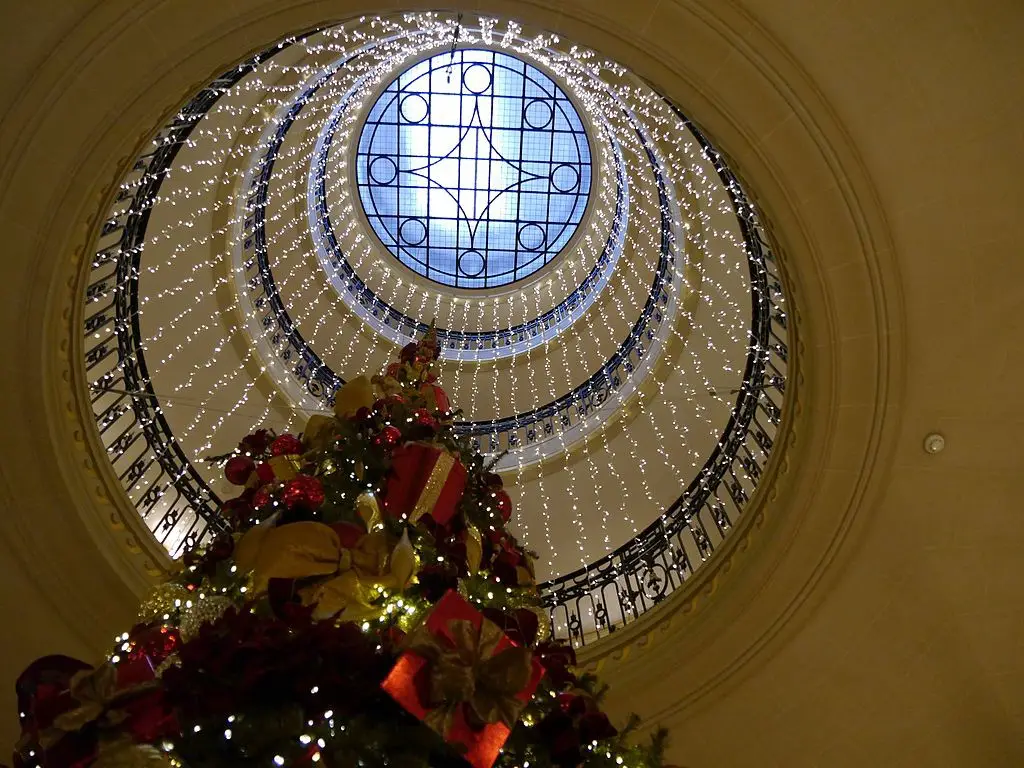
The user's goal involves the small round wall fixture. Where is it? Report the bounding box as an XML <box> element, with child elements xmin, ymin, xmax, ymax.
<box><xmin>355</xmin><ymin>48</ymin><xmax>592</xmax><ymax>289</ymax></box>
<box><xmin>924</xmin><ymin>432</ymin><xmax>946</xmax><ymax>454</ymax></box>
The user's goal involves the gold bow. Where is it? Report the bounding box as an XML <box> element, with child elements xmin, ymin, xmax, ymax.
<box><xmin>406</xmin><ymin>618</ymin><xmax>534</xmax><ymax>736</ymax></box>
<box><xmin>302</xmin><ymin>375</ymin><xmax>376</xmax><ymax>453</ymax></box>
<box><xmin>235</xmin><ymin>521</ymin><xmax>416</xmax><ymax>621</ymax></box>
<box><xmin>333</xmin><ymin>375</ymin><xmax>375</xmax><ymax>419</ymax></box>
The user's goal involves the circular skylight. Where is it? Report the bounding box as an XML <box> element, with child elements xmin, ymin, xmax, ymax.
<box><xmin>355</xmin><ymin>48</ymin><xmax>592</xmax><ymax>289</ymax></box>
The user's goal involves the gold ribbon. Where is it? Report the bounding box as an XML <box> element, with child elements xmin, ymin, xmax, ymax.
<box><xmin>267</xmin><ymin>454</ymin><xmax>300</xmax><ymax>481</ymax></box>
<box><xmin>235</xmin><ymin>521</ymin><xmax>416</xmax><ymax>621</ymax></box>
<box><xmin>464</xmin><ymin>524</ymin><xmax>483</xmax><ymax>575</ymax></box>
<box><xmin>301</xmin><ymin>375</ymin><xmax>375</xmax><ymax>452</ymax></box>
<box><xmin>406</xmin><ymin>617</ymin><xmax>534</xmax><ymax>736</ymax></box>
<box><xmin>409</xmin><ymin>451</ymin><xmax>456</xmax><ymax>523</ymax></box>
<box><xmin>302</xmin><ymin>414</ymin><xmax>336</xmax><ymax>453</ymax></box>
<box><xmin>333</xmin><ymin>375</ymin><xmax>375</xmax><ymax>418</ymax></box>
<box><xmin>356</xmin><ymin>491</ymin><xmax>384</xmax><ymax>530</ymax></box>
<box><xmin>419</xmin><ymin>384</ymin><xmax>443</xmax><ymax>412</ymax></box>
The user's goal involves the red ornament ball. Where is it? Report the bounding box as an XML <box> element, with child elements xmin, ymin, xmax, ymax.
<box><xmin>269</xmin><ymin>433</ymin><xmax>303</xmax><ymax>456</ymax></box>
<box><xmin>254</xmin><ymin>462</ymin><xmax>276</xmax><ymax>485</ymax></box>
<box><xmin>221</xmin><ymin>495</ymin><xmax>253</xmax><ymax>523</ymax></box>
<box><xmin>252</xmin><ymin>487</ymin><xmax>274</xmax><ymax>509</ymax></box>
<box><xmin>282</xmin><ymin>475</ymin><xmax>325</xmax><ymax>511</ymax></box>
<box><xmin>493</xmin><ymin>489</ymin><xmax>513</xmax><ymax>522</ymax></box>
<box><xmin>126</xmin><ymin>625</ymin><xmax>180</xmax><ymax>670</ymax></box>
<box><xmin>375</xmin><ymin>425</ymin><xmax>402</xmax><ymax>449</ymax></box>
<box><xmin>224</xmin><ymin>455</ymin><xmax>255</xmax><ymax>486</ymax></box>
<box><xmin>413</xmin><ymin>408</ymin><xmax>439</xmax><ymax>430</ymax></box>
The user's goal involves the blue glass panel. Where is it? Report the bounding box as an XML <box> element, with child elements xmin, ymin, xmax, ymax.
<box><xmin>356</xmin><ymin>49</ymin><xmax>592</xmax><ymax>289</ymax></box>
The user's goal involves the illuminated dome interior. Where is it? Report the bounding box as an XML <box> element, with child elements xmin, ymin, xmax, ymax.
<box><xmin>83</xmin><ymin>13</ymin><xmax>788</xmax><ymax>644</ymax></box>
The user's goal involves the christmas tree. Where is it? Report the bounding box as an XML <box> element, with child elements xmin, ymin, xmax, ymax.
<box><xmin>13</xmin><ymin>329</ymin><xmax>667</xmax><ymax>768</ymax></box>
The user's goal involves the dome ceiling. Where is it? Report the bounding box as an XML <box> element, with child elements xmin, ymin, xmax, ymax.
<box><xmin>84</xmin><ymin>12</ymin><xmax>787</xmax><ymax>642</ymax></box>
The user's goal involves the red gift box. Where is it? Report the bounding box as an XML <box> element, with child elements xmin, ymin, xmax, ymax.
<box><xmin>419</xmin><ymin>383</ymin><xmax>451</xmax><ymax>414</ymax></box>
<box><xmin>383</xmin><ymin>443</ymin><xmax>466</xmax><ymax>526</ymax></box>
<box><xmin>382</xmin><ymin>590</ymin><xmax>544</xmax><ymax>768</ymax></box>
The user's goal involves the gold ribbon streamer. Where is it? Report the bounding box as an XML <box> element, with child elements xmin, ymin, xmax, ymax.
<box><xmin>357</xmin><ymin>492</ymin><xmax>384</xmax><ymax>530</ymax></box>
<box><xmin>406</xmin><ymin>617</ymin><xmax>534</xmax><ymax>736</ymax></box>
<box><xmin>92</xmin><ymin>739</ymin><xmax>174</xmax><ymax>768</ymax></box>
<box><xmin>301</xmin><ymin>375</ymin><xmax>375</xmax><ymax>452</ymax></box>
<box><xmin>267</xmin><ymin>454</ymin><xmax>301</xmax><ymax>481</ymax></box>
<box><xmin>464</xmin><ymin>524</ymin><xmax>483</xmax><ymax>575</ymax></box>
<box><xmin>409</xmin><ymin>451</ymin><xmax>456</xmax><ymax>523</ymax></box>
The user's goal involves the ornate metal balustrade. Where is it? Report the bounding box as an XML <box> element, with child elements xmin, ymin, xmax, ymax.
<box><xmin>79</xmin><ymin>19</ymin><xmax>788</xmax><ymax>643</ymax></box>
<box><xmin>540</xmin><ymin>113</ymin><xmax>788</xmax><ymax>645</ymax></box>
<box><xmin>83</xmin><ymin>39</ymin><xmax>302</xmax><ymax>555</ymax></box>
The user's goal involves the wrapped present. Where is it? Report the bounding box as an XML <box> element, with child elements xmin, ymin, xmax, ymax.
<box><xmin>419</xmin><ymin>383</ymin><xmax>450</xmax><ymax>414</ymax></box>
<box><xmin>382</xmin><ymin>590</ymin><xmax>544</xmax><ymax>768</ymax></box>
<box><xmin>383</xmin><ymin>443</ymin><xmax>466</xmax><ymax>526</ymax></box>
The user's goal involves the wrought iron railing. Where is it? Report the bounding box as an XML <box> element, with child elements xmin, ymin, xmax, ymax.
<box><xmin>539</xmin><ymin>114</ymin><xmax>788</xmax><ymax>645</ymax></box>
<box><xmin>79</xmin><ymin>21</ymin><xmax>788</xmax><ymax>643</ymax></box>
<box><xmin>82</xmin><ymin>41</ymin><xmax>300</xmax><ymax>555</ymax></box>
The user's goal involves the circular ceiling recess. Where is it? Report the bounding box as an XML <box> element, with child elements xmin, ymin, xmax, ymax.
<box><xmin>81</xmin><ymin>13</ymin><xmax>790</xmax><ymax>645</ymax></box>
<box><xmin>355</xmin><ymin>48</ymin><xmax>593</xmax><ymax>289</ymax></box>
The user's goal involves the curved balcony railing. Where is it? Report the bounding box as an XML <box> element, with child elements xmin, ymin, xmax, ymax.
<box><xmin>541</xmin><ymin>113</ymin><xmax>788</xmax><ymax>644</ymax></box>
<box><xmin>79</xmin><ymin>17</ymin><xmax>788</xmax><ymax>644</ymax></box>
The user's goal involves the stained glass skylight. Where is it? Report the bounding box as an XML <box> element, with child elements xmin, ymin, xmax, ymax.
<box><xmin>355</xmin><ymin>48</ymin><xmax>592</xmax><ymax>289</ymax></box>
